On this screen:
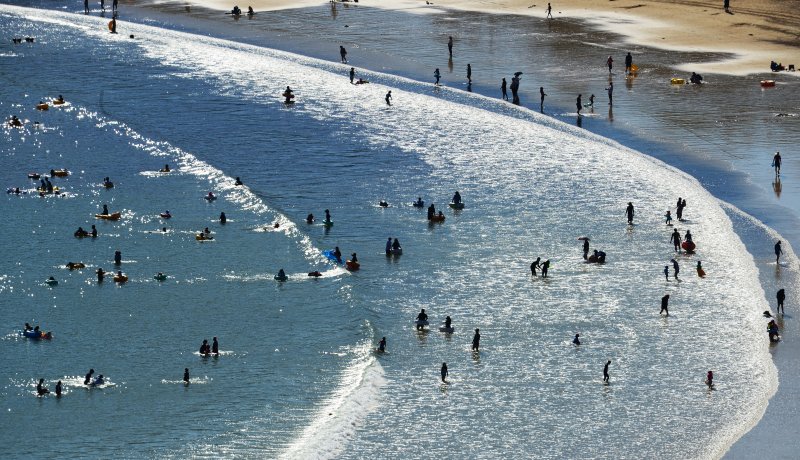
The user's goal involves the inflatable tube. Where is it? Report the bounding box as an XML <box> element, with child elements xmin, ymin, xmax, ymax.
<box><xmin>346</xmin><ymin>260</ymin><xmax>360</xmax><ymax>271</ymax></box>
<box><xmin>45</xmin><ymin>279</ymin><xmax>58</xmax><ymax>286</ymax></box>
<box><xmin>670</xmin><ymin>78</ymin><xmax>685</xmax><ymax>85</ymax></box>
<box><xmin>22</xmin><ymin>330</ymin><xmax>52</xmax><ymax>339</ymax></box>
<box><xmin>449</xmin><ymin>202</ymin><xmax>465</xmax><ymax>209</ymax></box>
<box><xmin>159</xmin><ymin>213</ymin><xmax>171</xmax><ymax>219</ymax></box>
<box><xmin>51</xmin><ymin>100</ymin><xmax>65</xmax><ymax>106</ymax></box>
<box><xmin>630</xmin><ymin>64</ymin><xmax>639</xmax><ymax>72</ymax></box>
<box><xmin>323</xmin><ymin>220</ymin><xmax>334</xmax><ymax>227</ymax></box>
<box><xmin>430</xmin><ymin>215</ymin><xmax>446</xmax><ymax>222</ymax></box>
<box><xmin>36</xmin><ymin>103</ymin><xmax>49</xmax><ymax>111</ymax></box>
<box><xmin>414</xmin><ymin>320</ymin><xmax>430</xmax><ymax>327</ymax></box>
<box><xmin>195</xmin><ymin>235</ymin><xmax>213</xmax><ymax>241</ymax></box>
<box><xmin>274</xmin><ymin>274</ymin><xmax>288</xmax><ymax>282</ymax></box>
<box><xmin>322</xmin><ymin>249</ymin><xmax>343</xmax><ymax>264</ymax></box>
<box><xmin>66</xmin><ymin>263</ymin><xmax>86</xmax><ymax>270</ymax></box>
<box><xmin>682</xmin><ymin>241</ymin><xmax>696</xmax><ymax>252</ymax></box>
<box><xmin>154</xmin><ymin>274</ymin><xmax>167</xmax><ymax>281</ymax></box>
<box><xmin>439</xmin><ymin>326</ymin><xmax>455</xmax><ymax>333</ymax></box>
<box><xmin>95</xmin><ymin>212</ymin><xmax>121</xmax><ymax>220</ymax></box>
<box><xmin>51</xmin><ymin>170</ymin><xmax>69</xmax><ymax>177</ymax></box>
<box><xmin>28</xmin><ymin>173</ymin><xmax>40</xmax><ymax>180</ymax></box>
<box><xmin>204</xmin><ymin>195</ymin><xmax>217</xmax><ymax>201</ymax></box>
<box><xmin>761</xmin><ymin>80</ymin><xmax>776</xmax><ymax>87</ymax></box>
<box><xmin>412</xmin><ymin>201</ymin><xmax>425</xmax><ymax>207</ymax></box>
<box><xmin>697</xmin><ymin>268</ymin><xmax>706</xmax><ymax>278</ymax></box>
<box><xmin>37</xmin><ymin>186</ymin><xmax>60</xmax><ymax>194</ymax></box>
<box><xmin>102</xmin><ymin>181</ymin><xmax>114</xmax><ymax>189</ymax></box>
<box><xmin>113</xmin><ymin>274</ymin><xmax>128</xmax><ymax>283</ymax></box>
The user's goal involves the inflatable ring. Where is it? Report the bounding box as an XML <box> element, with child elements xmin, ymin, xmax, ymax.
<box><xmin>449</xmin><ymin>202</ymin><xmax>465</xmax><ymax>209</ymax></box>
<box><xmin>113</xmin><ymin>275</ymin><xmax>128</xmax><ymax>283</ymax></box>
<box><xmin>346</xmin><ymin>260</ymin><xmax>360</xmax><ymax>271</ymax></box>
<box><xmin>36</xmin><ymin>103</ymin><xmax>49</xmax><ymax>111</ymax></box>
<box><xmin>96</xmin><ymin>212</ymin><xmax>121</xmax><ymax>220</ymax></box>
<box><xmin>154</xmin><ymin>274</ymin><xmax>167</xmax><ymax>281</ymax></box>
<box><xmin>430</xmin><ymin>215</ymin><xmax>446</xmax><ymax>222</ymax></box>
<box><xmin>51</xmin><ymin>170</ymin><xmax>69</xmax><ymax>177</ymax></box>
<box><xmin>760</xmin><ymin>80</ymin><xmax>776</xmax><ymax>88</ymax></box>
<box><xmin>670</xmin><ymin>78</ymin><xmax>685</xmax><ymax>85</ymax></box>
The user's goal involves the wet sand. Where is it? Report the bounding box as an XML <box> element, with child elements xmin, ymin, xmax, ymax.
<box><xmin>192</xmin><ymin>0</ymin><xmax>800</xmax><ymax>75</ymax></box>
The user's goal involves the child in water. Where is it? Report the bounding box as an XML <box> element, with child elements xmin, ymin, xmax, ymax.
<box><xmin>664</xmin><ymin>265</ymin><xmax>669</xmax><ymax>281</ymax></box>
<box><xmin>665</xmin><ymin>210</ymin><xmax>672</xmax><ymax>225</ymax></box>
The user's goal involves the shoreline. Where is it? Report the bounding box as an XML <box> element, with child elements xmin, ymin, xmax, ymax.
<box><xmin>115</xmin><ymin>2</ymin><xmax>799</xmax><ymax>457</ymax></box>
<box><xmin>7</xmin><ymin>1</ymin><xmax>799</xmax><ymax>457</ymax></box>
<box><xmin>182</xmin><ymin>0</ymin><xmax>800</xmax><ymax>76</ymax></box>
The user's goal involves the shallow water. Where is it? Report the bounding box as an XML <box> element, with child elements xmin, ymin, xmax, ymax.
<box><xmin>0</xmin><ymin>4</ymin><xmax>780</xmax><ymax>459</ymax></box>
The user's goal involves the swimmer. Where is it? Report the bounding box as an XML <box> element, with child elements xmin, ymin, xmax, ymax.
<box><xmin>75</xmin><ymin>227</ymin><xmax>89</xmax><ymax>237</ymax></box>
<box><xmin>96</xmin><ymin>268</ymin><xmax>105</xmax><ymax>282</ymax></box>
<box><xmin>199</xmin><ymin>339</ymin><xmax>210</xmax><ymax>356</ymax></box>
<box><xmin>306</xmin><ymin>213</ymin><xmax>314</xmax><ymax>224</ymax></box>
<box><xmin>204</xmin><ymin>227</ymin><xmax>211</xmax><ymax>234</ymax></box>
<box><xmin>160</xmin><ymin>164</ymin><xmax>170</xmax><ymax>172</ymax></box>
<box><xmin>392</xmin><ymin>238</ymin><xmax>401</xmax><ymax>251</ymax></box>
<box><xmin>452</xmin><ymin>191</ymin><xmax>462</xmax><ymax>205</ymax></box>
<box><xmin>234</xmin><ymin>177</ymin><xmax>243</xmax><ymax>186</ymax></box>
<box><xmin>706</xmin><ymin>371</ymin><xmax>713</xmax><ymax>387</ymax></box>
<box><xmin>472</xmin><ymin>328</ymin><xmax>480</xmax><ymax>351</ymax></box>
<box><xmin>91</xmin><ymin>374</ymin><xmax>105</xmax><ymax>386</ymax></box>
<box><xmin>102</xmin><ymin>204</ymin><xmax>109</xmax><ymax>215</ymax></box>
<box><xmin>212</xmin><ymin>337</ymin><xmax>219</xmax><ymax>355</ymax></box>
<box><xmin>603</xmin><ymin>360</ymin><xmax>611</xmax><ymax>382</ymax></box>
<box><xmin>378</xmin><ymin>337</ymin><xmax>386</xmax><ymax>352</ymax></box>
<box><xmin>324</xmin><ymin>209</ymin><xmax>332</xmax><ymax>224</ymax></box>
<box><xmin>354</xmin><ymin>78</ymin><xmax>369</xmax><ymax>85</ymax></box>
<box><xmin>114</xmin><ymin>250</ymin><xmax>122</xmax><ymax>265</ymax></box>
<box><xmin>84</xmin><ymin>369</ymin><xmax>95</xmax><ymax>385</ymax></box>
<box><xmin>414</xmin><ymin>197</ymin><xmax>424</xmax><ymax>207</ymax></box>
<box><xmin>161</xmin><ymin>227</ymin><xmax>168</xmax><ymax>233</ymax></box>
<box><xmin>445</xmin><ymin>316</ymin><xmax>452</xmax><ymax>329</ymax></box>
<box><xmin>573</xmin><ymin>333</ymin><xmax>580</xmax><ymax>345</ymax></box>
<box><xmin>220</xmin><ymin>212</ymin><xmax>227</xmax><ymax>224</ymax></box>
<box><xmin>283</xmin><ymin>86</ymin><xmax>294</xmax><ymax>103</ymax></box>
<box><xmin>184</xmin><ymin>368</ymin><xmax>190</xmax><ymax>384</ymax></box>
<box><xmin>308</xmin><ymin>271</ymin><xmax>322</xmax><ymax>277</ymax></box>
<box><xmin>247</xmin><ymin>6</ymin><xmax>254</xmax><ymax>14</ymax></box>
<box><xmin>37</xmin><ymin>378</ymin><xmax>49</xmax><ymax>396</ymax></box>
<box><xmin>277</xmin><ymin>268</ymin><xmax>287</xmax><ymax>280</ymax></box>
<box><xmin>91</xmin><ymin>225</ymin><xmax>97</xmax><ymax>237</ymax></box>
<box><xmin>427</xmin><ymin>203</ymin><xmax>435</xmax><ymax>220</ymax></box>
<box><xmin>206</xmin><ymin>192</ymin><xmax>215</xmax><ymax>200</ymax></box>
<box><xmin>416</xmin><ymin>308</ymin><xmax>428</xmax><ymax>330</ymax></box>
<box><xmin>8</xmin><ymin>115</ymin><xmax>23</xmax><ymax>127</ymax></box>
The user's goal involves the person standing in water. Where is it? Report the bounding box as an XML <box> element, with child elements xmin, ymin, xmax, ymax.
<box><xmin>775</xmin><ymin>240</ymin><xmax>783</xmax><ymax>264</ymax></box>
<box><xmin>606</xmin><ymin>81</ymin><xmax>613</xmax><ymax>105</ymax></box>
<box><xmin>541</xmin><ymin>260</ymin><xmax>550</xmax><ymax>278</ymax></box>
<box><xmin>377</xmin><ymin>337</ymin><xmax>386</xmax><ymax>352</ymax></box>
<box><xmin>113</xmin><ymin>0</ymin><xmax>118</xmax><ymax>12</ymax></box>
<box><xmin>706</xmin><ymin>370</ymin><xmax>714</xmax><ymax>386</ymax></box>
<box><xmin>573</xmin><ymin>333</ymin><xmax>580</xmax><ymax>345</ymax></box>
<box><xmin>220</xmin><ymin>212</ymin><xmax>227</xmax><ymax>224</ymax></box>
<box><xmin>472</xmin><ymin>328</ymin><xmax>481</xmax><ymax>351</ymax></box>
<box><xmin>501</xmin><ymin>78</ymin><xmax>508</xmax><ymax>100</ymax></box>
<box><xmin>84</xmin><ymin>0</ymin><xmax>89</xmax><ymax>13</ymax></box>
<box><xmin>183</xmin><ymin>368</ymin><xmax>190</xmax><ymax>384</ymax></box>
<box><xmin>530</xmin><ymin>257</ymin><xmax>541</xmax><ymax>276</ymax></box>
<box><xmin>84</xmin><ymin>369</ymin><xmax>95</xmax><ymax>385</ymax></box>
<box><xmin>349</xmin><ymin>67</ymin><xmax>355</xmax><ymax>84</ymax></box>
<box><xmin>55</xmin><ymin>380</ymin><xmax>62</xmax><ymax>397</ymax></box>
<box><xmin>576</xmin><ymin>94</ymin><xmax>582</xmax><ymax>115</ymax></box>
<box><xmin>114</xmin><ymin>250</ymin><xmax>122</xmax><ymax>265</ymax></box>
<box><xmin>37</xmin><ymin>378</ymin><xmax>50</xmax><ymax>396</ymax></box>
<box><xmin>447</xmin><ymin>36</ymin><xmax>453</xmax><ymax>57</ymax></box>
<box><xmin>664</xmin><ymin>265</ymin><xmax>669</xmax><ymax>281</ymax></box>
<box><xmin>434</xmin><ymin>68</ymin><xmax>441</xmax><ymax>85</ymax></box>
<box><xmin>441</xmin><ymin>362</ymin><xmax>448</xmax><ymax>383</ymax></box>
<box><xmin>773</xmin><ymin>151</ymin><xmax>782</xmax><ymax>176</ymax></box>
<box><xmin>625</xmin><ymin>202</ymin><xmax>634</xmax><ymax>224</ymax></box>
<box><xmin>427</xmin><ymin>203</ymin><xmax>435</xmax><ymax>220</ymax></box>
<box><xmin>540</xmin><ymin>87</ymin><xmax>546</xmax><ymax>107</ymax></box>
<box><xmin>625</xmin><ymin>52</ymin><xmax>633</xmax><ymax>74</ymax></box>
<box><xmin>671</xmin><ymin>259</ymin><xmax>680</xmax><ymax>279</ymax></box>
<box><xmin>339</xmin><ymin>45</ymin><xmax>347</xmax><ymax>63</ymax></box>
<box><xmin>212</xmin><ymin>337</ymin><xmax>219</xmax><ymax>355</ymax></box>
<box><xmin>777</xmin><ymin>288</ymin><xmax>786</xmax><ymax>315</ymax></box>
<box><xmin>603</xmin><ymin>360</ymin><xmax>611</xmax><ymax>382</ymax></box>
<box><xmin>466</xmin><ymin>64</ymin><xmax>472</xmax><ymax>83</ymax></box>
<box><xmin>583</xmin><ymin>239</ymin><xmax>590</xmax><ymax>260</ymax></box>
<box><xmin>385</xmin><ymin>91</ymin><xmax>392</xmax><ymax>106</ymax></box>
<box><xmin>660</xmin><ymin>294</ymin><xmax>670</xmax><ymax>316</ymax></box>
<box><xmin>670</xmin><ymin>229</ymin><xmax>682</xmax><ymax>252</ymax></box>
<box><xmin>606</xmin><ymin>55</ymin><xmax>613</xmax><ymax>73</ymax></box>
<box><xmin>416</xmin><ymin>308</ymin><xmax>428</xmax><ymax>330</ymax></box>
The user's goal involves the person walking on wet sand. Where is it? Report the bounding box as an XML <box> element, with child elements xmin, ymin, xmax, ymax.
<box><xmin>434</xmin><ymin>68</ymin><xmax>441</xmax><ymax>85</ymax></box>
<box><xmin>625</xmin><ymin>201</ymin><xmax>634</xmax><ymax>224</ymax></box>
<box><xmin>546</xmin><ymin>2</ymin><xmax>553</xmax><ymax>19</ymax></box>
<box><xmin>777</xmin><ymin>288</ymin><xmax>786</xmax><ymax>315</ymax></box>
<box><xmin>501</xmin><ymin>78</ymin><xmax>508</xmax><ymax>100</ymax></box>
<box><xmin>773</xmin><ymin>151</ymin><xmax>782</xmax><ymax>176</ymax></box>
<box><xmin>385</xmin><ymin>91</ymin><xmax>392</xmax><ymax>106</ymax></box>
<box><xmin>664</xmin><ymin>265</ymin><xmax>669</xmax><ymax>281</ymax></box>
<box><xmin>349</xmin><ymin>67</ymin><xmax>355</xmax><ymax>84</ymax></box>
<box><xmin>466</xmin><ymin>63</ymin><xmax>472</xmax><ymax>83</ymax></box>
<box><xmin>339</xmin><ymin>45</ymin><xmax>347</xmax><ymax>63</ymax></box>
<box><xmin>660</xmin><ymin>294</ymin><xmax>670</xmax><ymax>316</ymax></box>
<box><xmin>576</xmin><ymin>94</ymin><xmax>582</xmax><ymax>115</ymax></box>
<box><xmin>448</xmin><ymin>36</ymin><xmax>453</xmax><ymax>58</ymax></box>
<box><xmin>603</xmin><ymin>360</ymin><xmax>611</xmax><ymax>382</ymax></box>
<box><xmin>441</xmin><ymin>362</ymin><xmax>448</xmax><ymax>382</ymax></box>
<box><xmin>606</xmin><ymin>55</ymin><xmax>613</xmax><ymax>73</ymax></box>
<box><xmin>625</xmin><ymin>52</ymin><xmax>632</xmax><ymax>74</ymax></box>
<box><xmin>775</xmin><ymin>240</ymin><xmax>783</xmax><ymax>264</ymax></box>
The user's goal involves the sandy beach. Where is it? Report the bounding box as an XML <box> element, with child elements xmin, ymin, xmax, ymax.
<box><xmin>194</xmin><ymin>0</ymin><xmax>800</xmax><ymax>75</ymax></box>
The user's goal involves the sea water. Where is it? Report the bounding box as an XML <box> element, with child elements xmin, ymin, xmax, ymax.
<box><xmin>0</xmin><ymin>5</ymin><xmax>776</xmax><ymax>458</ymax></box>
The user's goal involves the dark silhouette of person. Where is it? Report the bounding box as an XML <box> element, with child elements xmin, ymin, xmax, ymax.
<box><xmin>573</xmin><ymin>333</ymin><xmax>580</xmax><ymax>345</ymax></box>
<box><xmin>773</xmin><ymin>151</ymin><xmax>781</xmax><ymax>175</ymax></box>
<box><xmin>447</xmin><ymin>36</ymin><xmax>453</xmax><ymax>57</ymax></box>
<box><xmin>541</xmin><ymin>260</ymin><xmax>550</xmax><ymax>278</ymax></box>
<box><xmin>501</xmin><ymin>78</ymin><xmax>508</xmax><ymax>100</ymax></box>
<box><xmin>603</xmin><ymin>360</ymin><xmax>611</xmax><ymax>382</ymax></box>
<box><xmin>540</xmin><ymin>86</ymin><xmax>546</xmax><ymax>106</ymax></box>
<box><xmin>625</xmin><ymin>52</ymin><xmax>632</xmax><ymax>73</ymax></box>
<box><xmin>777</xmin><ymin>288</ymin><xmax>785</xmax><ymax>315</ymax></box>
<box><xmin>183</xmin><ymin>368</ymin><xmax>190</xmax><ymax>384</ymax></box>
<box><xmin>466</xmin><ymin>63</ymin><xmax>472</xmax><ymax>83</ymax></box>
<box><xmin>427</xmin><ymin>203</ymin><xmax>435</xmax><ymax>220</ymax></box>
<box><xmin>625</xmin><ymin>202</ymin><xmax>634</xmax><ymax>224</ymax></box>
<box><xmin>339</xmin><ymin>45</ymin><xmax>347</xmax><ymax>63</ymax></box>
<box><xmin>775</xmin><ymin>240</ymin><xmax>783</xmax><ymax>264</ymax></box>
<box><xmin>670</xmin><ymin>229</ymin><xmax>682</xmax><ymax>252</ymax></box>
<box><xmin>212</xmin><ymin>337</ymin><xmax>219</xmax><ymax>354</ymax></box>
<box><xmin>349</xmin><ymin>67</ymin><xmax>355</xmax><ymax>84</ymax></box>
<box><xmin>385</xmin><ymin>91</ymin><xmax>392</xmax><ymax>106</ymax></box>
<box><xmin>530</xmin><ymin>257</ymin><xmax>541</xmax><ymax>276</ymax></box>
<box><xmin>576</xmin><ymin>94</ymin><xmax>582</xmax><ymax>115</ymax></box>
<box><xmin>472</xmin><ymin>328</ymin><xmax>480</xmax><ymax>351</ymax></box>
<box><xmin>378</xmin><ymin>337</ymin><xmax>386</xmax><ymax>352</ymax></box>
<box><xmin>441</xmin><ymin>362</ymin><xmax>448</xmax><ymax>382</ymax></box>
<box><xmin>583</xmin><ymin>239</ymin><xmax>589</xmax><ymax>260</ymax></box>
<box><xmin>84</xmin><ymin>369</ymin><xmax>95</xmax><ymax>385</ymax></box>
<box><xmin>660</xmin><ymin>294</ymin><xmax>670</xmax><ymax>316</ymax></box>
